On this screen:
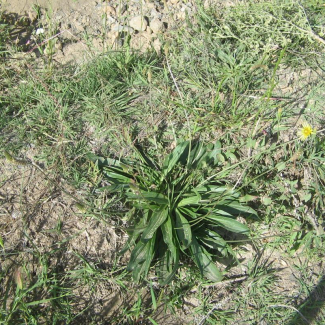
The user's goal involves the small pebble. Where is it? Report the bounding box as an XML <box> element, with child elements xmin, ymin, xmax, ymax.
<box><xmin>129</xmin><ymin>15</ymin><xmax>148</xmax><ymax>32</ymax></box>
<box><xmin>102</xmin><ymin>5</ymin><xmax>116</xmax><ymax>16</ymax></box>
<box><xmin>152</xmin><ymin>38</ymin><xmax>162</xmax><ymax>55</ymax></box>
<box><xmin>150</xmin><ymin>17</ymin><xmax>163</xmax><ymax>34</ymax></box>
<box><xmin>112</xmin><ymin>24</ymin><xmax>134</xmax><ymax>33</ymax></box>
<box><xmin>55</xmin><ymin>41</ymin><xmax>63</xmax><ymax>50</ymax></box>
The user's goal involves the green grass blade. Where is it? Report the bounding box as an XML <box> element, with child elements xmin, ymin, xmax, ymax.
<box><xmin>148</xmin><ymin>317</ymin><xmax>159</xmax><ymax>325</ymax></box>
<box><xmin>149</xmin><ymin>282</ymin><xmax>157</xmax><ymax>311</ymax></box>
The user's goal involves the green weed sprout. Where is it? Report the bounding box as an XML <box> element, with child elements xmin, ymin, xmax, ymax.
<box><xmin>90</xmin><ymin>141</ymin><xmax>256</xmax><ymax>284</ymax></box>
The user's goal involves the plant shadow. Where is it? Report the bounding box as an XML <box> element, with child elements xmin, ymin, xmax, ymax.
<box><xmin>286</xmin><ymin>274</ymin><xmax>325</xmax><ymax>325</ymax></box>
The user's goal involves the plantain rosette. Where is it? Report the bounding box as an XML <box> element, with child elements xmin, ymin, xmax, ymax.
<box><xmin>90</xmin><ymin>141</ymin><xmax>256</xmax><ymax>284</ymax></box>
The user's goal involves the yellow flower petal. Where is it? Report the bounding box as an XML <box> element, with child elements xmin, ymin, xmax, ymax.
<box><xmin>297</xmin><ymin>122</ymin><xmax>316</xmax><ymax>140</ymax></box>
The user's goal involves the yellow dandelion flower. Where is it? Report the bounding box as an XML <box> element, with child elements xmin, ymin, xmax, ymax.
<box><xmin>297</xmin><ymin>122</ymin><xmax>316</xmax><ymax>140</ymax></box>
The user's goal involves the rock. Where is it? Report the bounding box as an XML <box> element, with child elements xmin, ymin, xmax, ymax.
<box><xmin>55</xmin><ymin>41</ymin><xmax>63</xmax><ymax>50</ymax></box>
<box><xmin>111</xmin><ymin>24</ymin><xmax>134</xmax><ymax>33</ymax></box>
<box><xmin>130</xmin><ymin>34</ymin><xmax>150</xmax><ymax>52</ymax></box>
<box><xmin>170</xmin><ymin>0</ymin><xmax>180</xmax><ymax>4</ymax></box>
<box><xmin>102</xmin><ymin>5</ymin><xmax>116</xmax><ymax>16</ymax></box>
<box><xmin>152</xmin><ymin>38</ymin><xmax>162</xmax><ymax>55</ymax></box>
<box><xmin>176</xmin><ymin>11</ymin><xmax>186</xmax><ymax>21</ymax></box>
<box><xmin>150</xmin><ymin>8</ymin><xmax>162</xmax><ymax>19</ymax></box>
<box><xmin>129</xmin><ymin>15</ymin><xmax>148</xmax><ymax>32</ymax></box>
<box><xmin>147</xmin><ymin>3</ymin><xmax>156</xmax><ymax>9</ymax></box>
<box><xmin>74</xmin><ymin>21</ymin><xmax>85</xmax><ymax>32</ymax></box>
<box><xmin>146</xmin><ymin>26</ymin><xmax>152</xmax><ymax>35</ymax></box>
<box><xmin>149</xmin><ymin>18</ymin><xmax>163</xmax><ymax>34</ymax></box>
<box><xmin>142</xmin><ymin>30</ymin><xmax>154</xmax><ymax>40</ymax></box>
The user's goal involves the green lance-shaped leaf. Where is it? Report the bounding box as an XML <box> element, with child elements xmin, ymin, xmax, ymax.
<box><xmin>216</xmin><ymin>201</ymin><xmax>257</xmax><ymax>217</ymax></box>
<box><xmin>132</xmin><ymin>261</ymin><xmax>146</xmax><ymax>282</ymax></box>
<box><xmin>194</xmin><ymin>185</ymin><xmax>230</xmax><ymax>195</ymax></box>
<box><xmin>207</xmin><ymin>214</ymin><xmax>249</xmax><ymax>234</ymax></box>
<box><xmin>133</xmin><ymin>233</ymin><xmax>157</xmax><ymax>281</ymax></box>
<box><xmin>87</xmin><ymin>152</ymin><xmax>121</xmax><ymax>168</ymax></box>
<box><xmin>119</xmin><ymin>217</ymin><xmax>147</xmax><ymax>255</ymax></box>
<box><xmin>177</xmin><ymin>194</ymin><xmax>201</xmax><ymax>207</ymax></box>
<box><xmin>161</xmin><ymin>215</ymin><xmax>178</xmax><ymax>261</ymax></box>
<box><xmin>190</xmin><ymin>237</ymin><xmax>222</xmax><ymax>282</ymax></box>
<box><xmin>200</xmin><ymin>230</ymin><xmax>228</xmax><ymax>251</ymax></box>
<box><xmin>157</xmin><ymin>248</ymin><xmax>180</xmax><ymax>285</ymax></box>
<box><xmin>187</xmin><ymin>141</ymin><xmax>206</xmax><ymax>168</ymax></box>
<box><xmin>104</xmin><ymin>167</ymin><xmax>133</xmax><ymax>184</ymax></box>
<box><xmin>142</xmin><ymin>233</ymin><xmax>157</xmax><ymax>275</ymax></box>
<box><xmin>160</xmin><ymin>249</ymin><xmax>180</xmax><ymax>285</ymax></box>
<box><xmin>175</xmin><ymin>209</ymin><xmax>192</xmax><ymax>248</ymax></box>
<box><xmin>134</xmin><ymin>145</ymin><xmax>159</xmax><ymax>170</ymax></box>
<box><xmin>178</xmin><ymin>206</ymin><xmax>199</xmax><ymax>219</ymax></box>
<box><xmin>126</xmin><ymin>192</ymin><xmax>169</xmax><ymax>205</ymax></box>
<box><xmin>142</xmin><ymin>208</ymin><xmax>168</xmax><ymax>241</ymax></box>
<box><xmin>4</xmin><ymin>151</ymin><xmax>15</xmax><ymax>162</ymax></box>
<box><xmin>127</xmin><ymin>240</ymin><xmax>149</xmax><ymax>271</ymax></box>
<box><xmin>157</xmin><ymin>249</ymin><xmax>170</xmax><ymax>284</ymax></box>
<box><xmin>204</xmin><ymin>141</ymin><xmax>222</xmax><ymax>166</ymax></box>
<box><xmin>162</xmin><ymin>141</ymin><xmax>189</xmax><ymax>177</ymax></box>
